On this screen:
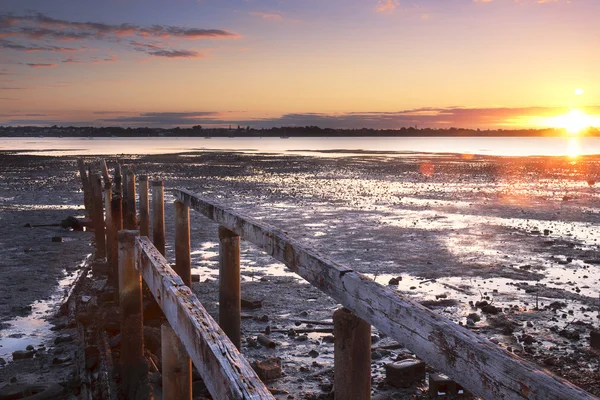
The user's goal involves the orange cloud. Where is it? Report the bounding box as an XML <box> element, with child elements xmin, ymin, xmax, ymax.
<box><xmin>376</xmin><ymin>0</ymin><xmax>400</xmax><ymax>13</ymax></box>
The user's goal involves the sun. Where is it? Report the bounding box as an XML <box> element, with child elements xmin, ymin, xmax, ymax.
<box><xmin>541</xmin><ymin>109</ymin><xmax>596</xmax><ymax>135</ymax></box>
<box><xmin>575</xmin><ymin>88</ymin><xmax>584</xmax><ymax>96</ymax></box>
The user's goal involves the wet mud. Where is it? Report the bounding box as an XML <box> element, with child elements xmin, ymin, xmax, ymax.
<box><xmin>1</xmin><ymin>150</ymin><xmax>599</xmax><ymax>398</ymax></box>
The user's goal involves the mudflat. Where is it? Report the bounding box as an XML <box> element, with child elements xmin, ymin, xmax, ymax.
<box><xmin>1</xmin><ymin>150</ymin><xmax>599</xmax><ymax>397</ymax></box>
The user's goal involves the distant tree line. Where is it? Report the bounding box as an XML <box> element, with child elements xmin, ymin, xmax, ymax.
<box><xmin>0</xmin><ymin>125</ymin><xmax>598</xmax><ymax>138</ymax></box>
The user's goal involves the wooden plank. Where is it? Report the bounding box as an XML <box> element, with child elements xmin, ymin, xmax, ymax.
<box><xmin>174</xmin><ymin>188</ymin><xmax>597</xmax><ymax>400</ymax></box>
<box><xmin>135</xmin><ymin>237</ymin><xmax>274</xmax><ymax>400</ymax></box>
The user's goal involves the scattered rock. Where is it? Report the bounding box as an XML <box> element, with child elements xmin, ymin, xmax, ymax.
<box><xmin>559</xmin><ymin>329</ymin><xmax>580</xmax><ymax>341</ymax></box>
<box><xmin>252</xmin><ymin>358</ymin><xmax>283</xmax><ymax>381</ymax></box>
<box><xmin>12</xmin><ymin>350</ymin><xmax>36</xmax><ymax>360</ymax></box>
<box><xmin>241</xmin><ymin>298</ymin><xmax>263</xmax><ymax>310</ymax></box>
<box><xmin>385</xmin><ymin>359</ymin><xmax>426</xmax><ymax>388</ymax></box>
<box><xmin>388</xmin><ymin>277</ymin><xmax>401</xmax><ymax>285</ymax></box>
<box><xmin>467</xmin><ymin>313</ymin><xmax>481</xmax><ymax>323</ymax></box>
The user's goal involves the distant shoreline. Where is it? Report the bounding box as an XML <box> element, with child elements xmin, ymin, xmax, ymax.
<box><xmin>1</xmin><ymin>125</ymin><xmax>599</xmax><ymax>138</ymax></box>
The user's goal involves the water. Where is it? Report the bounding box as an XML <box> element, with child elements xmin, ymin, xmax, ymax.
<box><xmin>0</xmin><ymin>257</ymin><xmax>89</xmax><ymax>363</ymax></box>
<box><xmin>1</xmin><ymin>136</ymin><xmax>600</xmax><ymax>157</ymax></box>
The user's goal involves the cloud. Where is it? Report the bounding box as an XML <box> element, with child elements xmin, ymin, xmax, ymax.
<box><xmin>0</xmin><ymin>39</ymin><xmax>79</xmax><ymax>52</ymax></box>
<box><xmin>146</xmin><ymin>49</ymin><xmax>202</xmax><ymax>58</ymax></box>
<box><xmin>7</xmin><ymin>106</ymin><xmax>599</xmax><ymax>129</ymax></box>
<box><xmin>100</xmin><ymin>111</ymin><xmax>222</xmax><ymax>126</ymax></box>
<box><xmin>26</xmin><ymin>63</ymin><xmax>57</xmax><ymax>68</ymax></box>
<box><xmin>249</xmin><ymin>12</ymin><xmax>283</xmax><ymax>21</ymax></box>
<box><xmin>0</xmin><ymin>12</ymin><xmax>239</xmax><ymax>41</ymax></box>
<box><xmin>0</xmin><ymin>12</ymin><xmax>239</xmax><ymax>64</ymax></box>
<box><xmin>376</xmin><ymin>0</ymin><xmax>400</xmax><ymax>13</ymax></box>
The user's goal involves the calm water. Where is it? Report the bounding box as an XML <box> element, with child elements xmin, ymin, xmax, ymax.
<box><xmin>1</xmin><ymin>136</ymin><xmax>599</xmax><ymax>157</ymax></box>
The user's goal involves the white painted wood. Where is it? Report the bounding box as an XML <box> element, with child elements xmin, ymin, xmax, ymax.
<box><xmin>174</xmin><ymin>188</ymin><xmax>597</xmax><ymax>400</ymax></box>
<box><xmin>135</xmin><ymin>237</ymin><xmax>274</xmax><ymax>400</ymax></box>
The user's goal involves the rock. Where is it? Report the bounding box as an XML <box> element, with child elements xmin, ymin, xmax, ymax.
<box><xmin>51</xmin><ymin>236</ymin><xmax>63</xmax><ymax>242</ymax></box>
<box><xmin>308</xmin><ymin>349</ymin><xmax>319</xmax><ymax>358</ymax></box>
<box><xmin>467</xmin><ymin>313</ymin><xmax>481</xmax><ymax>323</ymax></box>
<box><xmin>12</xmin><ymin>350</ymin><xmax>36</xmax><ymax>360</ymax></box>
<box><xmin>241</xmin><ymin>298</ymin><xmax>263</xmax><ymax>310</ymax></box>
<box><xmin>549</xmin><ymin>301</ymin><xmax>566</xmax><ymax>311</ymax></box>
<box><xmin>385</xmin><ymin>359</ymin><xmax>426</xmax><ymax>388</ymax></box>
<box><xmin>191</xmin><ymin>274</ymin><xmax>200</xmax><ymax>282</ymax></box>
<box><xmin>321</xmin><ymin>335</ymin><xmax>334</xmax><ymax>343</ymax></box>
<box><xmin>253</xmin><ymin>358</ymin><xmax>283</xmax><ymax>381</ymax></box>
<box><xmin>388</xmin><ymin>277</ymin><xmax>400</xmax><ymax>285</ymax></box>
<box><xmin>319</xmin><ymin>382</ymin><xmax>333</xmax><ymax>393</ymax></box>
<box><xmin>520</xmin><ymin>334</ymin><xmax>536</xmax><ymax>345</ymax></box>
<box><xmin>480</xmin><ymin>304</ymin><xmax>501</xmax><ymax>314</ymax></box>
<box><xmin>26</xmin><ymin>345</ymin><xmax>34</xmax><ymax>351</ymax></box>
<box><xmin>559</xmin><ymin>329</ymin><xmax>580</xmax><ymax>341</ymax></box>
<box><xmin>0</xmin><ymin>358</ymin><xmax>5</xmax><ymax>366</ymax></box>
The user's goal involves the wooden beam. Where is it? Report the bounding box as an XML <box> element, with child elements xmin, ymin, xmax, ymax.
<box><xmin>135</xmin><ymin>237</ymin><xmax>274</xmax><ymax>400</ymax></box>
<box><xmin>173</xmin><ymin>188</ymin><xmax>597</xmax><ymax>400</ymax></box>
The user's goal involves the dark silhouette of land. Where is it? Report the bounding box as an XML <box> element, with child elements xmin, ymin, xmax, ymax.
<box><xmin>1</xmin><ymin>125</ymin><xmax>598</xmax><ymax>138</ymax></box>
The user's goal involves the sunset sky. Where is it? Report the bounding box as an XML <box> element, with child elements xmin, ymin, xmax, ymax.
<box><xmin>0</xmin><ymin>0</ymin><xmax>598</xmax><ymax>129</ymax></box>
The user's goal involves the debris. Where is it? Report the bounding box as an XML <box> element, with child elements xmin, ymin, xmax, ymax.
<box><xmin>241</xmin><ymin>298</ymin><xmax>263</xmax><ymax>309</ymax></box>
<box><xmin>384</xmin><ymin>359</ymin><xmax>426</xmax><ymax>388</ymax></box>
<box><xmin>252</xmin><ymin>357</ymin><xmax>283</xmax><ymax>381</ymax></box>
<box><xmin>258</xmin><ymin>334</ymin><xmax>277</xmax><ymax>349</ymax></box>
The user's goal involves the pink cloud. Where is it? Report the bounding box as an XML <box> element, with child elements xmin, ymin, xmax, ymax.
<box><xmin>26</xmin><ymin>63</ymin><xmax>57</xmax><ymax>68</ymax></box>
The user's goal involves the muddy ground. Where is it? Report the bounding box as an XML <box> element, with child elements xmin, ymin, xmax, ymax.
<box><xmin>0</xmin><ymin>150</ymin><xmax>599</xmax><ymax>398</ymax></box>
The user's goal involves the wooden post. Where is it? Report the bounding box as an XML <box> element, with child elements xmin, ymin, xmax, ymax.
<box><xmin>218</xmin><ymin>226</ymin><xmax>241</xmax><ymax>349</ymax></box>
<box><xmin>118</xmin><ymin>230</ymin><xmax>148</xmax><ymax>399</ymax></box>
<box><xmin>175</xmin><ymin>200</ymin><xmax>191</xmax><ymax>286</ymax></box>
<box><xmin>333</xmin><ymin>308</ymin><xmax>371</xmax><ymax>400</ymax></box>
<box><xmin>139</xmin><ymin>175</ymin><xmax>150</xmax><ymax>237</ymax></box>
<box><xmin>160</xmin><ymin>200</ymin><xmax>192</xmax><ymax>398</ymax></box>
<box><xmin>110</xmin><ymin>195</ymin><xmax>122</xmax><ymax>300</ymax></box>
<box><xmin>101</xmin><ymin>159</ymin><xmax>111</xmax><ymax>187</ymax></box>
<box><xmin>104</xmin><ymin>184</ymin><xmax>113</xmax><ymax>273</ymax></box>
<box><xmin>162</xmin><ymin>325</ymin><xmax>192</xmax><ymax>400</ymax></box>
<box><xmin>151</xmin><ymin>181</ymin><xmax>165</xmax><ymax>256</ymax></box>
<box><xmin>124</xmin><ymin>171</ymin><xmax>137</xmax><ymax>230</ymax></box>
<box><xmin>91</xmin><ymin>174</ymin><xmax>106</xmax><ymax>260</ymax></box>
<box><xmin>114</xmin><ymin>163</ymin><xmax>122</xmax><ymax>196</ymax></box>
<box><xmin>76</xmin><ymin>158</ymin><xmax>92</xmax><ymax>216</ymax></box>
<box><xmin>122</xmin><ymin>168</ymin><xmax>129</xmax><ymax>222</ymax></box>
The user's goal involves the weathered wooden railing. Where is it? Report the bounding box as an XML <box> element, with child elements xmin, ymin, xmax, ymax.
<box><xmin>173</xmin><ymin>188</ymin><xmax>598</xmax><ymax>400</ymax></box>
<box><xmin>77</xmin><ymin>158</ymin><xmax>598</xmax><ymax>400</ymax></box>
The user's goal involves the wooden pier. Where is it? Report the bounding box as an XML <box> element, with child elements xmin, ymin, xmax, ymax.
<box><xmin>77</xmin><ymin>158</ymin><xmax>598</xmax><ymax>400</ymax></box>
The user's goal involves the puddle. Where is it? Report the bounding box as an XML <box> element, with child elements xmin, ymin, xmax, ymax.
<box><xmin>0</xmin><ymin>255</ymin><xmax>90</xmax><ymax>364</ymax></box>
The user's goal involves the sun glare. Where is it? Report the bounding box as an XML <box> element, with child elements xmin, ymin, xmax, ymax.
<box><xmin>541</xmin><ymin>109</ymin><xmax>598</xmax><ymax>135</ymax></box>
<box><xmin>575</xmin><ymin>88</ymin><xmax>584</xmax><ymax>96</ymax></box>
